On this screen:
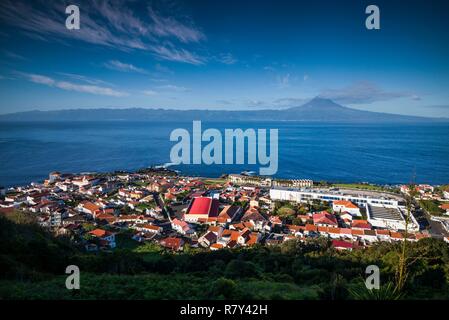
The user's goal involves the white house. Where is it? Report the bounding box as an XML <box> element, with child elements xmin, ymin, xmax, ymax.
<box><xmin>332</xmin><ymin>200</ymin><xmax>361</xmax><ymax>216</ymax></box>
<box><xmin>171</xmin><ymin>218</ymin><xmax>195</xmax><ymax>235</ymax></box>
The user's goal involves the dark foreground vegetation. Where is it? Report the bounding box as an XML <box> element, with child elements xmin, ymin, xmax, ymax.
<box><xmin>0</xmin><ymin>213</ymin><xmax>448</xmax><ymax>300</ymax></box>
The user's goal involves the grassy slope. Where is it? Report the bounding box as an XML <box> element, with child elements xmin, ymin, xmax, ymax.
<box><xmin>1</xmin><ymin>213</ymin><xmax>449</xmax><ymax>300</ymax></box>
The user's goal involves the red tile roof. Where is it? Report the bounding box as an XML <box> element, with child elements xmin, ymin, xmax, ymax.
<box><xmin>352</xmin><ymin>220</ymin><xmax>372</xmax><ymax>229</ymax></box>
<box><xmin>89</xmin><ymin>228</ymin><xmax>112</xmax><ymax>238</ymax></box>
<box><xmin>160</xmin><ymin>237</ymin><xmax>184</xmax><ymax>250</ymax></box>
<box><xmin>305</xmin><ymin>224</ymin><xmax>318</xmax><ymax>232</ymax></box>
<box><xmin>313</xmin><ymin>211</ymin><xmax>337</xmax><ymax>226</ymax></box>
<box><xmin>333</xmin><ymin>200</ymin><xmax>358</xmax><ymax>209</ymax></box>
<box><xmin>332</xmin><ymin>240</ymin><xmax>354</xmax><ymax>249</ymax></box>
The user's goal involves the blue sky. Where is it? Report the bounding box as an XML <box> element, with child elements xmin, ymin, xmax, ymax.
<box><xmin>0</xmin><ymin>0</ymin><xmax>449</xmax><ymax>117</ymax></box>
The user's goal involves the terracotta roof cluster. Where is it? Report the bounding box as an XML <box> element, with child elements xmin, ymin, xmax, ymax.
<box><xmin>313</xmin><ymin>211</ymin><xmax>337</xmax><ymax>226</ymax></box>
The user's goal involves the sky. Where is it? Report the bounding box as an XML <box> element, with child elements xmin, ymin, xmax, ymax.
<box><xmin>0</xmin><ymin>0</ymin><xmax>449</xmax><ymax>117</ymax></box>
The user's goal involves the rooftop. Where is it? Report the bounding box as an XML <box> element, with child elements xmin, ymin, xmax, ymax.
<box><xmin>368</xmin><ymin>204</ymin><xmax>404</xmax><ymax>221</ymax></box>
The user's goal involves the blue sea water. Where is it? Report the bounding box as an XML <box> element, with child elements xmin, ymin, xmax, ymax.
<box><xmin>1</xmin><ymin>121</ymin><xmax>449</xmax><ymax>187</ymax></box>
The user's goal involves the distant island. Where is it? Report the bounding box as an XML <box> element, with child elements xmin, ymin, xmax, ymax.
<box><xmin>1</xmin><ymin>97</ymin><xmax>448</xmax><ymax>122</ymax></box>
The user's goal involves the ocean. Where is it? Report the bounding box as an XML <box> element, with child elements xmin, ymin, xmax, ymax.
<box><xmin>1</xmin><ymin>121</ymin><xmax>449</xmax><ymax>187</ymax></box>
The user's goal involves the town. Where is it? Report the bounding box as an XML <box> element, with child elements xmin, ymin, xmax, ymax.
<box><xmin>1</xmin><ymin>169</ymin><xmax>449</xmax><ymax>253</ymax></box>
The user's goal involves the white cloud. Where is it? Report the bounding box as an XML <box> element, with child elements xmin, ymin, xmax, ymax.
<box><xmin>104</xmin><ymin>60</ymin><xmax>148</xmax><ymax>74</ymax></box>
<box><xmin>28</xmin><ymin>74</ymin><xmax>55</xmax><ymax>86</ymax></box>
<box><xmin>216</xmin><ymin>53</ymin><xmax>237</xmax><ymax>65</ymax></box>
<box><xmin>2</xmin><ymin>50</ymin><xmax>27</xmax><ymax>61</ymax></box>
<box><xmin>319</xmin><ymin>81</ymin><xmax>415</xmax><ymax>104</ymax></box>
<box><xmin>57</xmin><ymin>72</ymin><xmax>113</xmax><ymax>86</ymax></box>
<box><xmin>273</xmin><ymin>97</ymin><xmax>308</xmax><ymax>108</ymax></box>
<box><xmin>263</xmin><ymin>66</ymin><xmax>276</xmax><ymax>72</ymax></box>
<box><xmin>277</xmin><ymin>73</ymin><xmax>290</xmax><ymax>88</ymax></box>
<box><xmin>156</xmin><ymin>84</ymin><xmax>188</xmax><ymax>92</ymax></box>
<box><xmin>142</xmin><ymin>90</ymin><xmax>157</xmax><ymax>96</ymax></box>
<box><xmin>150</xmin><ymin>78</ymin><xmax>168</xmax><ymax>83</ymax></box>
<box><xmin>151</xmin><ymin>45</ymin><xmax>205</xmax><ymax>65</ymax></box>
<box><xmin>21</xmin><ymin>72</ymin><xmax>127</xmax><ymax>97</ymax></box>
<box><xmin>0</xmin><ymin>0</ymin><xmax>207</xmax><ymax>65</ymax></box>
<box><xmin>148</xmin><ymin>8</ymin><xmax>205</xmax><ymax>43</ymax></box>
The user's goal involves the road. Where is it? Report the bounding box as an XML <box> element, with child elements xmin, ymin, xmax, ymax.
<box><xmin>153</xmin><ymin>192</ymin><xmax>172</xmax><ymax>222</ymax></box>
<box><xmin>412</xmin><ymin>199</ymin><xmax>448</xmax><ymax>238</ymax></box>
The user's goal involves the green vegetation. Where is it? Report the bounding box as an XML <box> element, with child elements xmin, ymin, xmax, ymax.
<box><xmin>135</xmin><ymin>202</ymin><xmax>156</xmax><ymax>211</ymax></box>
<box><xmin>419</xmin><ymin>200</ymin><xmax>445</xmax><ymax>216</ymax></box>
<box><xmin>1</xmin><ymin>212</ymin><xmax>449</xmax><ymax>300</ymax></box>
<box><xmin>332</xmin><ymin>183</ymin><xmax>388</xmax><ymax>192</ymax></box>
<box><xmin>203</xmin><ymin>178</ymin><xmax>226</xmax><ymax>185</ymax></box>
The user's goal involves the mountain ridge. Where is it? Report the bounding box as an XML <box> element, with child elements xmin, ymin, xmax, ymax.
<box><xmin>0</xmin><ymin>97</ymin><xmax>447</xmax><ymax>122</ymax></box>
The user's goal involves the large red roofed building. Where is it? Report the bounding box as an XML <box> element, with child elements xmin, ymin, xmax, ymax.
<box><xmin>184</xmin><ymin>197</ymin><xmax>220</xmax><ymax>223</ymax></box>
<box><xmin>313</xmin><ymin>211</ymin><xmax>338</xmax><ymax>227</ymax></box>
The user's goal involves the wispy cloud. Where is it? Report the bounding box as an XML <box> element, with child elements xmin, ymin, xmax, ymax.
<box><xmin>263</xmin><ymin>66</ymin><xmax>276</xmax><ymax>72</ymax></box>
<box><xmin>104</xmin><ymin>60</ymin><xmax>148</xmax><ymax>74</ymax></box>
<box><xmin>276</xmin><ymin>73</ymin><xmax>291</xmax><ymax>88</ymax></box>
<box><xmin>216</xmin><ymin>53</ymin><xmax>237</xmax><ymax>65</ymax></box>
<box><xmin>156</xmin><ymin>84</ymin><xmax>188</xmax><ymax>92</ymax></box>
<box><xmin>273</xmin><ymin>97</ymin><xmax>308</xmax><ymax>107</ymax></box>
<box><xmin>2</xmin><ymin>50</ymin><xmax>27</xmax><ymax>61</ymax></box>
<box><xmin>319</xmin><ymin>81</ymin><xmax>416</xmax><ymax>104</ymax></box>
<box><xmin>57</xmin><ymin>72</ymin><xmax>114</xmax><ymax>86</ymax></box>
<box><xmin>150</xmin><ymin>78</ymin><xmax>169</xmax><ymax>83</ymax></box>
<box><xmin>154</xmin><ymin>63</ymin><xmax>173</xmax><ymax>74</ymax></box>
<box><xmin>148</xmin><ymin>7</ymin><xmax>205</xmax><ymax>43</ymax></box>
<box><xmin>0</xmin><ymin>0</ymin><xmax>206</xmax><ymax>65</ymax></box>
<box><xmin>151</xmin><ymin>45</ymin><xmax>205</xmax><ymax>65</ymax></box>
<box><xmin>142</xmin><ymin>89</ymin><xmax>157</xmax><ymax>96</ymax></box>
<box><xmin>19</xmin><ymin>72</ymin><xmax>127</xmax><ymax>97</ymax></box>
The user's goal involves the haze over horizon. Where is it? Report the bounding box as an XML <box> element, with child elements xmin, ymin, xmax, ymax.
<box><xmin>1</xmin><ymin>0</ymin><xmax>449</xmax><ymax>117</ymax></box>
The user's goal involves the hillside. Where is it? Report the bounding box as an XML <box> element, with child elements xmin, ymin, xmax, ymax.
<box><xmin>0</xmin><ymin>212</ymin><xmax>448</xmax><ymax>299</ymax></box>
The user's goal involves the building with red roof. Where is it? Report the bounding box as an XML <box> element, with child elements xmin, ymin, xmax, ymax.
<box><xmin>88</xmin><ymin>228</ymin><xmax>116</xmax><ymax>248</ymax></box>
<box><xmin>333</xmin><ymin>200</ymin><xmax>361</xmax><ymax>216</ymax></box>
<box><xmin>331</xmin><ymin>240</ymin><xmax>354</xmax><ymax>251</ymax></box>
<box><xmin>313</xmin><ymin>211</ymin><xmax>338</xmax><ymax>227</ymax></box>
<box><xmin>184</xmin><ymin>197</ymin><xmax>220</xmax><ymax>223</ymax></box>
<box><xmin>160</xmin><ymin>237</ymin><xmax>184</xmax><ymax>251</ymax></box>
<box><xmin>351</xmin><ymin>219</ymin><xmax>372</xmax><ymax>230</ymax></box>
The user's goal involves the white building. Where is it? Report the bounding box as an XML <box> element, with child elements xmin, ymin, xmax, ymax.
<box><xmin>270</xmin><ymin>187</ymin><xmax>404</xmax><ymax>207</ymax></box>
<box><xmin>227</xmin><ymin>174</ymin><xmax>272</xmax><ymax>187</ymax></box>
<box><xmin>272</xmin><ymin>179</ymin><xmax>313</xmax><ymax>188</ymax></box>
<box><xmin>366</xmin><ymin>204</ymin><xmax>419</xmax><ymax>232</ymax></box>
<box><xmin>332</xmin><ymin>200</ymin><xmax>361</xmax><ymax>216</ymax></box>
